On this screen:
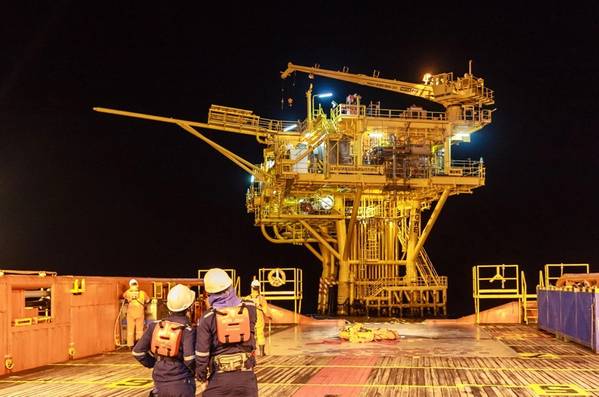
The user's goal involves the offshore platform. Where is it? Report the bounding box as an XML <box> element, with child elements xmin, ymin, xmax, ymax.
<box><xmin>95</xmin><ymin>61</ymin><xmax>495</xmax><ymax>317</ymax></box>
<box><xmin>4</xmin><ymin>64</ymin><xmax>599</xmax><ymax>397</ymax></box>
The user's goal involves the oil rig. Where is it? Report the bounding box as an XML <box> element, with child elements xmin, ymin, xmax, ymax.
<box><xmin>95</xmin><ymin>61</ymin><xmax>495</xmax><ymax>317</ymax></box>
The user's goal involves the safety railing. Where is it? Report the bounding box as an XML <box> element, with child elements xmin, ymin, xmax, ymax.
<box><xmin>354</xmin><ymin>276</ymin><xmax>447</xmax><ymax>290</ymax></box>
<box><xmin>458</xmin><ymin>108</ymin><xmax>493</xmax><ymax>123</ymax></box>
<box><xmin>333</xmin><ymin>104</ymin><xmax>448</xmax><ymax>121</ymax></box>
<box><xmin>258</xmin><ymin>267</ymin><xmax>303</xmax><ymax>322</ymax></box>
<box><xmin>472</xmin><ymin>264</ymin><xmax>522</xmax><ymax>324</ymax></box>
<box><xmin>433</xmin><ymin>159</ymin><xmax>485</xmax><ymax>178</ymax></box>
<box><xmin>0</xmin><ymin>269</ymin><xmax>57</xmax><ymax>277</ymax></box>
<box><xmin>544</xmin><ymin>263</ymin><xmax>590</xmax><ymax>287</ymax></box>
<box><xmin>208</xmin><ymin>105</ymin><xmax>300</xmax><ymax>134</ymax></box>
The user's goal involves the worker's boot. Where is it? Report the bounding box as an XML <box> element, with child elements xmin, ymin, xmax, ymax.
<box><xmin>259</xmin><ymin>345</ymin><xmax>266</xmax><ymax>356</ymax></box>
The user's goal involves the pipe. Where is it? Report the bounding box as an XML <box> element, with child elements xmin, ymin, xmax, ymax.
<box><xmin>304</xmin><ymin>243</ymin><xmax>324</xmax><ymax>262</ymax></box>
<box><xmin>413</xmin><ymin>189</ymin><xmax>450</xmax><ymax>256</ymax></box>
<box><xmin>299</xmin><ymin>221</ymin><xmax>342</xmax><ymax>261</ymax></box>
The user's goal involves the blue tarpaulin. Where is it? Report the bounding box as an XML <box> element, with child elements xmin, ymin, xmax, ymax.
<box><xmin>537</xmin><ymin>288</ymin><xmax>597</xmax><ymax>352</ymax></box>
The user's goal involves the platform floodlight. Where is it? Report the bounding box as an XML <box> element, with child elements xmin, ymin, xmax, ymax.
<box><xmin>284</xmin><ymin>123</ymin><xmax>298</xmax><ymax>132</ymax></box>
<box><xmin>315</xmin><ymin>92</ymin><xmax>333</xmax><ymax>98</ymax></box>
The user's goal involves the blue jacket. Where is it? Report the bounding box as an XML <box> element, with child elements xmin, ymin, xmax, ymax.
<box><xmin>133</xmin><ymin>314</ymin><xmax>196</xmax><ymax>383</ymax></box>
<box><xmin>195</xmin><ymin>301</ymin><xmax>257</xmax><ymax>382</ymax></box>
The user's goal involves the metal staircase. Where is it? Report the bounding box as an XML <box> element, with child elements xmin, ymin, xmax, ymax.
<box><xmin>521</xmin><ymin>271</ymin><xmax>538</xmax><ymax>324</ymax></box>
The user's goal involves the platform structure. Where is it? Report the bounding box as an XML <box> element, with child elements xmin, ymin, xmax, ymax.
<box><xmin>95</xmin><ymin>60</ymin><xmax>495</xmax><ymax>316</ymax></box>
<box><xmin>1</xmin><ymin>322</ymin><xmax>599</xmax><ymax>397</ymax></box>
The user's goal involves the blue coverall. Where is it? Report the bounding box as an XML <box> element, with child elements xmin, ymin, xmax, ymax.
<box><xmin>195</xmin><ymin>301</ymin><xmax>258</xmax><ymax>397</ymax></box>
<box><xmin>133</xmin><ymin>314</ymin><xmax>196</xmax><ymax>397</ymax></box>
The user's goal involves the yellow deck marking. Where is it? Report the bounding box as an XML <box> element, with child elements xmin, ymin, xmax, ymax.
<box><xmin>107</xmin><ymin>378</ymin><xmax>153</xmax><ymax>388</ymax></box>
<box><xmin>47</xmin><ymin>362</ymin><xmax>599</xmax><ymax>373</ymax></box>
<box><xmin>0</xmin><ymin>379</ymin><xmax>125</xmax><ymax>385</ymax></box>
<box><xmin>530</xmin><ymin>384</ymin><xmax>589</xmax><ymax>396</ymax></box>
<box><xmin>254</xmin><ymin>364</ymin><xmax>599</xmax><ymax>373</ymax></box>
<box><xmin>2</xmin><ymin>379</ymin><xmax>598</xmax><ymax>393</ymax></box>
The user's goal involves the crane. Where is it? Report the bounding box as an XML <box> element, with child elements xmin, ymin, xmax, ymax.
<box><xmin>281</xmin><ymin>61</ymin><xmax>494</xmax><ymax>108</ymax></box>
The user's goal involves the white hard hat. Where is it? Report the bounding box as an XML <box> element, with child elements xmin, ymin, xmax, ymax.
<box><xmin>167</xmin><ymin>284</ymin><xmax>196</xmax><ymax>312</ymax></box>
<box><xmin>203</xmin><ymin>268</ymin><xmax>232</xmax><ymax>294</ymax></box>
<box><xmin>251</xmin><ymin>279</ymin><xmax>260</xmax><ymax>288</ymax></box>
<box><xmin>129</xmin><ymin>279</ymin><xmax>138</xmax><ymax>286</ymax></box>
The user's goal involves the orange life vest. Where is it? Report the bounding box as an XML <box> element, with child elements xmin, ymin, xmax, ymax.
<box><xmin>151</xmin><ymin>320</ymin><xmax>184</xmax><ymax>357</ymax></box>
<box><xmin>214</xmin><ymin>304</ymin><xmax>250</xmax><ymax>344</ymax></box>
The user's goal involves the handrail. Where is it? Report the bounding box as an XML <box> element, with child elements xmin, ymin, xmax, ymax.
<box><xmin>235</xmin><ymin>276</ymin><xmax>241</xmax><ymax>296</ymax></box>
<box><xmin>473</xmin><ymin>264</ymin><xmax>522</xmax><ymax>324</ymax></box>
<box><xmin>0</xmin><ymin>269</ymin><xmax>57</xmax><ymax>277</ymax></box>
<box><xmin>539</xmin><ymin>270</ymin><xmax>545</xmax><ymax>288</ymax></box>
<box><xmin>544</xmin><ymin>263</ymin><xmax>589</xmax><ymax>286</ymax></box>
<box><xmin>208</xmin><ymin>105</ymin><xmax>300</xmax><ymax>134</ymax></box>
<box><xmin>521</xmin><ymin>271</ymin><xmax>527</xmax><ymax>324</ymax></box>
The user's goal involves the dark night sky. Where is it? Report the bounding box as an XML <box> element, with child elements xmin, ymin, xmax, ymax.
<box><xmin>1</xmin><ymin>2</ymin><xmax>598</xmax><ymax>316</ymax></box>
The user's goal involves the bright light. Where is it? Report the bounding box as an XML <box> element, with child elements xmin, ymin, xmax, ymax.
<box><xmin>331</xmin><ymin>100</ymin><xmax>338</xmax><ymax>107</ymax></box>
<box><xmin>250</xmin><ymin>175</ymin><xmax>255</xmax><ymax>183</ymax></box>
<box><xmin>452</xmin><ymin>132</ymin><xmax>471</xmax><ymax>142</ymax></box>
<box><xmin>316</xmin><ymin>92</ymin><xmax>333</xmax><ymax>98</ymax></box>
<box><xmin>284</xmin><ymin>123</ymin><xmax>298</xmax><ymax>132</ymax></box>
<box><xmin>422</xmin><ymin>73</ymin><xmax>432</xmax><ymax>84</ymax></box>
<box><xmin>368</xmin><ymin>131</ymin><xmax>383</xmax><ymax>138</ymax></box>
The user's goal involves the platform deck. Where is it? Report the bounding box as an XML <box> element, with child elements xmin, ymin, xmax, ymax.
<box><xmin>1</xmin><ymin>324</ymin><xmax>598</xmax><ymax>396</ymax></box>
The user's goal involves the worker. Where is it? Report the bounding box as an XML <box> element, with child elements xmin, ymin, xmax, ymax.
<box><xmin>123</xmin><ymin>279</ymin><xmax>149</xmax><ymax>348</ymax></box>
<box><xmin>246</xmin><ymin>279</ymin><xmax>271</xmax><ymax>356</ymax></box>
<box><xmin>195</xmin><ymin>268</ymin><xmax>258</xmax><ymax>396</ymax></box>
<box><xmin>132</xmin><ymin>284</ymin><xmax>197</xmax><ymax>397</ymax></box>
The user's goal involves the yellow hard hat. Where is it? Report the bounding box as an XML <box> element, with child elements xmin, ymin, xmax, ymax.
<box><xmin>167</xmin><ymin>284</ymin><xmax>196</xmax><ymax>312</ymax></box>
<box><xmin>203</xmin><ymin>268</ymin><xmax>232</xmax><ymax>294</ymax></box>
<box><xmin>129</xmin><ymin>279</ymin><xmax>138</xmax><ymax>286</ymax></box>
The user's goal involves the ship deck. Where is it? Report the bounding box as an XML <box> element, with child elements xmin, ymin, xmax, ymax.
<box><xmin>1</xmin><ymin>323</ymin><xmax>598</xmax><ymax>397</ymax></box>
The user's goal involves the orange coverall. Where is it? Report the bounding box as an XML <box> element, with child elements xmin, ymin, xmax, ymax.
<box><xmin>123</xmin><ymin>288</ymin><xmax>149</xmax><ymax>347</ymax></box>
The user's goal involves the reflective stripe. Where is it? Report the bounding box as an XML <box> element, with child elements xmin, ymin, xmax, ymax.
<box><xmin>132</xmin><ymin>350</ymin><xmax>146</xmax><ymax>357</ymax></box>
<box><xmin>203</xmin><ymin>311</ymin><xmax>214</xmax><ymax>318</ymax></box>
<box><xmin>195</xmin><ymin>351</ymin><xmax>210</xmax><ymax>357</ymax></box>
<box><xmin>184</xmin><ymin>355</ymin><xmax>195</xmax><ymax>361</ymax></box>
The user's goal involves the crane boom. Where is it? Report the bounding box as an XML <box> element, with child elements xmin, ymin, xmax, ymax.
<box><xmin>282</xmin><ymin>62</ymin><xmax>433</xmax><ymax>101</ymax></box>
<box><xmin>281</xmin><ymin>62</ymin><xmax>494</xmax><ymax>108</ymax></box>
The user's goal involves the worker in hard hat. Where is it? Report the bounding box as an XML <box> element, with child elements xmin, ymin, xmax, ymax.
<box><xmin>246</xmin><ymin>279</ymin><xmax>271</xmax><ymax>356</ymax></box>
<box><xmin>132</xmin><ymin>284</ymin><xmax>197</xmax><ymax>397</ymax></box>
<box><xmin>195</xmin><ymin>268</ymin><xmax>258</xmax><ymax>397</ymax></box>
<box><xmin>122</xmin><ymin>279</ymin><xmax>150</xmax><ymax>348</ymax></box>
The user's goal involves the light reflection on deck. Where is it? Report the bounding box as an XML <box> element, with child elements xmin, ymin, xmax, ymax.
<box><xmin>1</xmin><ymin>323</ymin><xmax>598</xmax><ymax>396</ymax></box>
